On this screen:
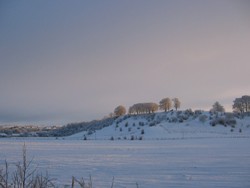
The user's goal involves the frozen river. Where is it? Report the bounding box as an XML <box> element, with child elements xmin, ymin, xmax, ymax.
<box><xmin>0</xmin><ymin>137</ymin><xmax>250</xmax><ymax>188</ymax></box>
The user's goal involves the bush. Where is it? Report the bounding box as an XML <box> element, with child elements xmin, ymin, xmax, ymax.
<box><xmin>149</xmin><ymin>122</ymin><xmax>157</xmax><ymax>126</ymax></box>
<box><xmin>170</xmin><ymin>117</ymin><xmax>178</xmax><ymax>123</ymax></box>
<box><xmin>184</xmin><ymin>109</ymin><xmax>194</xmax><ymax>116</ymax></box>
<box><xmin>194</xmin><ymin>110</ymin><xmax>203</xmax><ymax>116</ymax></box>
<box><xmin>199</xmin><ymin>115</ymin><xmax>208</xmax><ymax>123</ymax></box>
<box><xmin>210</xmin><ymin>116</ymin><xmax>237</xmax><ymax>127</ymax></box>
<box><xmin>0</xmin><ymin>144</ymin><xmax>55</xmax><ymax>188</ymax></box>
<box><xmin>139</xmin><ymin>122</ymin><xmax>144</xmax><ymax>126</ymax></box>
<box><xmin>141</xmin><ymin>129</ymin><xmax>145</xmax><ymax>135</ymax></box>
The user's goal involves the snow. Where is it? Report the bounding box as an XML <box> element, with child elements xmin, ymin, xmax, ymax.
<box><xmin>0</xmin><ymin>112</ymin><xmax>250</xmax><ymax>187</ymax></box>
<box><xmin>0</xmin><ymin>137</ymin><xmax>250</xmax><ymax>188</ymax></box>
<box><xmin>67</xmin><ymin>112</ymin><xmax>250</xmax><ymax>140</ymax></box>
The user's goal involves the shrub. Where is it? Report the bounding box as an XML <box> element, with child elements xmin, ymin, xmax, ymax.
<box><xmin>184</xmin><ymin>109</ymin><xmax>194</xmax><ymax>116</ymax></box>
<box><xmin>210</xmin><ymin>115</ymin><xmax>237</xmax><ymax>127</ymax></box>
<box><xmin>195</xmin><ymin>110</ymin><xmax>202</xmax><ymax>115</ymax></box>
<box><xmin>139</xmin><ymin>122</ymin><xmax>144</xmax><ymax>126</ymax></box>
<box><xmin>170</xmin><ymin>117</ymin><xmax>178</xmax><ymax>123</ymax></box>
<box><xmin>141</xmin><ymin>129</ymin><xmax>145</xmax><ymax>135</ymax></box>
<box><xmin>149</xmin><ymin>122</ymin><xmax>157</xmax><ymax>126</ymax></box>
<box><xmin>0</xmin><ymin>144</ymin><xmax>55</xmax><ymax>188</ymax></box>
<box><xmin>199</xmin><ymin>115</ymin><xmax>208</xmax><ymax>123</ymax></box>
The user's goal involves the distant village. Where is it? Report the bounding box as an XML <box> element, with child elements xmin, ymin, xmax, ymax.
<box><xmin>0</xmin><ymin>125</ymin><xmax>59</xmax><ymax>138</ymax></box>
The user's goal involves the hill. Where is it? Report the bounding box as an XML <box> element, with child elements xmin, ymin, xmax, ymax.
<box><xmin>66</xmin><ymin>110</ymin><xmax>250</xmax><ymax>140</ymax></box>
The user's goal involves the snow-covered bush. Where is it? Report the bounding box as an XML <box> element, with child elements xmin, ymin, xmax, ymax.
<box><xmin>139</xmin><ymin>122</ymin><xmax>145</xmax><ymax>126</ymax></box>
<box><xmin>184</xmin><ymin>109</ymin><xmax>194</xmax><ymax>116</ymax></box>
<box><xmin>194</xmin><ymin>110</ymin><xmax>203</xmax><ymax>119</ymax></box>
<box><xmin>210</xmin><ymin>117</ymin><xmax>226</xmax><ymax>126</ymax></box>
<box><xmin>149</xmin><ymin>121</ymin><xmax>157</xmax><ymax>126</ymax></box>
<box><xmin>170</xmin><ymin>117</ymin><xmax>178</xmax><ymax>123</ymax></box>
<box><xmin>125</xmin><ymin>122</ymin><xmax>128</xmax><ymax>127</ymax></box>
<box><xmin>210</xmin><ymin>115</ymin><xmax>236</xmax><ymax>127</ymax></box>
<box><xmin>199</xmin><ymin>115</ymin><xmax>208</xmax><ymax>123</ymax></box>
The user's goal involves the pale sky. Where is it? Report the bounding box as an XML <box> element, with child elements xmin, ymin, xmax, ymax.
<box><xmin>0</xmin><ymin>0</ymin><xmax>250</xmax><ymax>125</ymax></box>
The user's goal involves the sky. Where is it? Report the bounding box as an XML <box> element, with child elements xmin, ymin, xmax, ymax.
<box><xmin>0</xmin><ymin>0</ymin><xmax>250</xmax><ymax>125</ymax></box>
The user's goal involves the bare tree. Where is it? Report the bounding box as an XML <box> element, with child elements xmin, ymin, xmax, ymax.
<box><xmin>233</xmin><ymin>95</ymin><xmax>250</xmax><ymax>113</ymax></box>
<box><xmin>233</xmin><ymin>98</ymin><xmax>245</xmax><ymax>113</ymax></box>
<box><xmin>0</xmin><ymin>161</ymin><xmax>9</xmax><ymax>188</ymax></box>
<box><xmin>211</xmin><ymin>101</ymin><xmax>225</xmax><ymax>113</ymax></box>
<box><xmin>114</xmin><ymin>105</ymin><xmax>126</xmax><ymax>116</ymax></box>
<box><xmin>12</xmin><ymin>143</ymin><xmax>37</xmax><ymax>188</ymax></box>
<box><xmin>172</xmin><ymin>98</ymin><xmax>181</xmax><ymax>111</ymax></box>
<box><xmin>159</xmin><ymin>98</ymin><xmax>172</xmax><ymax>112</ymax></box>
<box><xmin>128</xmin><ymin>106</ymin><xmax>135</xmax><ymax>114</ymax></box>
<box><xmin>129</xmin><ymin>103</ymin><xmax>158</xmax><ymax>114</ymax></box>
<box><xmin>242</xmin><ymin>95</ymin><xmax>250</xmax><ymax>112</ymax></box>
<box><xmin>0</xmin><ymin>144</ymin><xmax>55</xmax><ymax>188</ymax></box>
<box><xmin>128</xmin><ymin>103</ymin><xmax>144</xmax><ymax>114</ymax></box>
<box><xmin>144</xmin><ymin>103</ymin><xmax>159</xmax><ymax>113</ymax></box>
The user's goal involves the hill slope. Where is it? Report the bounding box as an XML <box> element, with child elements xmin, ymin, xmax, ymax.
<box><xmin>67</xmin><ymin>110</ymin><xmax>250</xmax><ymax>140</ymax></box>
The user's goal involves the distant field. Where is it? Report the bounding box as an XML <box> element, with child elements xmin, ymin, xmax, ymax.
<box><xmin>0</xmin><ymin>138</ymin><xmax>250</xmax><ymax>188</ymax></box>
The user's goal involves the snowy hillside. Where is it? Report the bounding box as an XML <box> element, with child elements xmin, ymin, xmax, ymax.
<box><xmin>67</xmin><ymin>110</ymin><xmax>250</xmax><ymax>140</ymax></box>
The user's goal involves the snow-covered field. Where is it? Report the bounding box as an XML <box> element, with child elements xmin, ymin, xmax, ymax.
<box><xmin>1</xmin><ymin>137</ymin><xmax>250</xmax><ymax>188</ymax></box>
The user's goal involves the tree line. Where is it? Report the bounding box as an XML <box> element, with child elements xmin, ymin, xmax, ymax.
<box><xmin>113</xmin><ymin>95</ymin><xmax>250</xmax><ymax>117</ymax></box>
<box><xmin>113</xmin><ymin>97</ymin><xmax>181</xmax><ymax>116</ymax></box>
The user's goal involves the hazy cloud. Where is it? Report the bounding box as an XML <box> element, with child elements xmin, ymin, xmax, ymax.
<box><xmin>0</xmin><ymin>0</ymin><xmax>250</xmax><ymax>124</ymax></box>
